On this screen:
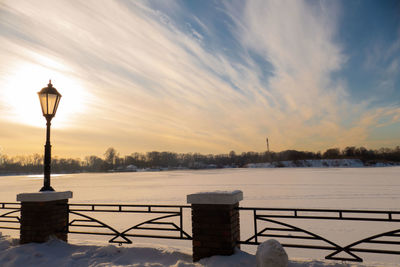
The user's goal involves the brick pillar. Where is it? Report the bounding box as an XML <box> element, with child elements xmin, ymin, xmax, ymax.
<box><xmin>187</xmin><ymin>190</ymin><xmax>243</xmax><ymax>262</ymax></box>
<box><xmin>17</xmin><ymin>191</ymin><xmax>73</xmax><ymax>244</ymax></box>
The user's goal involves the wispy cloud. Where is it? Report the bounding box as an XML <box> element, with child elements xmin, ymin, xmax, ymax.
<box><xmin>226</xmin><ymin>0</ymin><xmax>399</xmax><ymax>149</ymax></box>
<box><xmin>0</xmin><ymin>0</ymin><xmax>398</xmax><ymax>157</ymax></box>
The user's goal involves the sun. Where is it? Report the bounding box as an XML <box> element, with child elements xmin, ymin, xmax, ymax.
<box><xmin>1</xmin><ymin>56</ymin><xmax>87</xmax><ymax>128</ymax></box>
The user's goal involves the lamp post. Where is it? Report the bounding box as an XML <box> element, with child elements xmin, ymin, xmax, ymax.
<box><xmin>38</xmin><ymin>80</ymin><xmax>61</xmax><ymax>191</ymax></box>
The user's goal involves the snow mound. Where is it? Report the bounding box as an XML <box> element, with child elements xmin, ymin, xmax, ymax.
<box><xmin>256</xmin><ymin>239</ymin><xmax>288</xmax><ymax>267</ymax></box>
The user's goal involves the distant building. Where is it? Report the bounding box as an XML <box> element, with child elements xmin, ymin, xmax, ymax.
<box><xmin>125</xmin><ymin>165</ymin><xmax>138</xmax><ymax>172</ymax></box>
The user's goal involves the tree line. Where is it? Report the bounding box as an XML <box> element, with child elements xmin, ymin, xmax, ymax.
<box><xmin>0</xmin><ymin>146</ymin><xmax>399</xmax><ymax>175</ymax></box>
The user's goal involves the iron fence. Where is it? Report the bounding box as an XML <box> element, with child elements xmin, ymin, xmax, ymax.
<box><xmin>0</xmin><ymin>202</ymin><xmax>20</xmax><ymax>231</ymax></box>
<box><xmin>66</xmin><ymin>203</ymin><xmax>192</xmax><ymax>244</ymax></box>
<box><xmin>2</xmin><ymin>201</ymin><xmax>400</xmax><ymax>263</ymax></box>
<box><xmin>238</xmin><ymin>207</ymin><xmax>400</xmax><ymax>262</ymax></box>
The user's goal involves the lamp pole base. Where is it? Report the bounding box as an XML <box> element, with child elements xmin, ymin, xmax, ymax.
<box><xmin>39</xmin><ymin>186</ymin><xmax>55</xmax><ymax>192</ymax></box>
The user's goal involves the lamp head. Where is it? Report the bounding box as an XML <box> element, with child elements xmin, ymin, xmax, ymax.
<box><xmin>38</xmin><ymin>80</ymin><xmax>62</xmax><ymax>120</ymax></box>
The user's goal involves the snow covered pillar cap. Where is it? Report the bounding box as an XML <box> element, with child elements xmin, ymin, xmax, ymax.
<box><xmin>187</xmin><ymin>190</ymin><xmax>243</xmax><ymax>205</ymax></box>
<box><xmin>17</xmin><ymin>191</ymin><xmax>73</xmax><ymax>202</ymax></box>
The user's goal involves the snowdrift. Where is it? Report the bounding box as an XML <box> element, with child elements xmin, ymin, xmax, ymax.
<box><xmin>0</xmin><ymin>234</ymin><xmax>390</xmax><ymax>267</ymax></box>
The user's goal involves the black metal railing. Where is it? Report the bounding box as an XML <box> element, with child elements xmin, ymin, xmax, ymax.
<box><xmin>3</xmin><ymin>201</ymin><xmax>400</xmax><ymax>263</ymax></box>
<box><xmin>238</xmin><ymin>207</ymin><xmax>400</xmax><ymax>262</ymax></box>
<box><xmin>67</xmin><ymin>204</ymin><xmax>192</xmax><ymax>244</ymax></box>
<box><xmin>0</xmin><ymin>202</ymin><xmax>21</xmax><ymax>230</ymax></box>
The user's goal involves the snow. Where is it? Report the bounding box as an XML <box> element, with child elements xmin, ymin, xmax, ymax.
<box><xmin>16</xmin><ymin>191</ymin><xmax>72</xmax><ymax>202</ymax></box>
<box><xmin>256</xmin><ymin>239</ymin><xmax>288</xmax><ymax>267</ymax></box>
<box><xmin>0</xmin><ymin>234</ymin><xmax>387</xmax><ymax>267</ymax></box>
<box><xmin>1</xmin><ymin>168</ymin><xmax>400</xmax><ymax>266</ymax></box>
<box><xmin>187</xmin><ymin>190</ymin><xmax>243</xmax><ymax>204</ymax></box>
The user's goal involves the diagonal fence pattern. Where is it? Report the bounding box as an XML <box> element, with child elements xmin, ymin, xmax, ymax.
<box><xmin>0</xmin><ymin>203</ymin><xmax>20</xmax><ymax>230</ymax></box>
<box><xmin>67</xmin><ymin>204</ymin><xmax>192</xmax><ymax>244</ymax></box>
<box><xmin>238</xmin><ymin>207</ymin><xmax>400</xmax><ymax>262</ymax></box>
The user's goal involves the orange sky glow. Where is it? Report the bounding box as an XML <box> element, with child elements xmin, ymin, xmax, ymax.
<box><xmin>1</xmin><ymin>0</ymin><xmax>399</xmax><ymax>159</ymax></box>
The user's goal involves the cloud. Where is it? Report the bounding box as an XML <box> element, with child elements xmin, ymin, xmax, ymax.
<box><xmin>224</xmin><ymin>1</ymin><xmax>349</xmax><ymax>145</ymax></box>
<box><xmin>226</xmin><ymin>0</ymin><xmax>399</xmax><ymax>150</ymax></box>
<box><xmin>0</xmin><ymin>0</ymin><xmax>398</xmax><ymax>157</ymax></box>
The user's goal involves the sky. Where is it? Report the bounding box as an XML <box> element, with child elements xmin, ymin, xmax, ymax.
<box><xmin>0</xmin><ymin>0</ymin><xmax>399</xmax><ymax>159</ymax></box>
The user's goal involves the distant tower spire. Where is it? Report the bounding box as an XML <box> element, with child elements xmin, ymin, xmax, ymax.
<box><xmin>266</xmin><ymin>137</ymin><xmax>271</xmax><ymax>163</ymax></box>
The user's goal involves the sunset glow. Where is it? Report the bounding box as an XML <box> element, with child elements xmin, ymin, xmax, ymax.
<box><xmin>0</xmin><ymin>0</ymin><xmax>399</xmax><ymax>158</ymax></box>
<box><xmin>2</xmin><ymin>59</ymin><xmax>87</xmax><ymax>128</ymax></box>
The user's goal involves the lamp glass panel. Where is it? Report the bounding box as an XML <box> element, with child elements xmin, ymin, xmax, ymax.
<box><xmin>47</xmin><ymin>93</ymin><xmax>58</xmax><ymax>115</ymax></box>
<box><xmin>53</xmin><ymin>95</ymin><xmax>61</xmax><ymax>115</ymax></box>
<box><xmin>39</xmin><ymin>93</ymin><xmax>48</xmax><ymax>115</ymax></box>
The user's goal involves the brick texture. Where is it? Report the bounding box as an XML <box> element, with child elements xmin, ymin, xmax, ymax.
<box><xmin>20</xmin><ymin>199</ymin><xmax>69</xmax><ymax>244</ymax></box>
<box><xmin>191</xmin><ymin>203</ymin><xmax>240</xmax><ymax>262</ymax></box>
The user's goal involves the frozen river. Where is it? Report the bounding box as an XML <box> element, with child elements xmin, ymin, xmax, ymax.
<box><xmin>1</xmin><ymin>167</ymin><xmax>399</xmax><ymax>209</ymax></box>
<box><xmin>1</xmin><ymin>167</ymin><xmax>399</xmax><ymax>265</ymax></box>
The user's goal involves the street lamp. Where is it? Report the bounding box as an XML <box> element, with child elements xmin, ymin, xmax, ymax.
<box><xmin>38</xmin><ymin>80</ymin><xmax>61</xmax><ymax>191</ymax></box>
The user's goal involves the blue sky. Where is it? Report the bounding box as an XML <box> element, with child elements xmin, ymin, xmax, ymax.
<box><xmin>337</xmin><ymin>0</ymin><xmax>400</xmax><ymax>104</ymax></box>
<box><xmin>0</xmin><ymin>0</ymin><xmax>399</xmax><ymax>158</ymax></box>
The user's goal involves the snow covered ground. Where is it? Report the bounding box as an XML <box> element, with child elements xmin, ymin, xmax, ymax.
<box><xmin>0</xmin><ymin>234</ymin><xmax>391</xmax><ymax>267</ymax></box>
<box><xmin>1</xmin><ymin>167</ymin><xmax>399</xmax><ymax>266</ymax></box>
